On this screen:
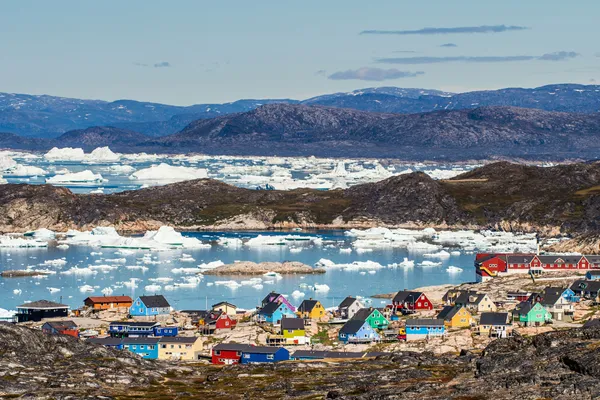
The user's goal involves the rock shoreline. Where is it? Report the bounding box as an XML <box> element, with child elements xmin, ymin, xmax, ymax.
<box><xmin>202</xmin><ymin>261</ymin><xmax>325</xmax><ymax>275</ymax></box>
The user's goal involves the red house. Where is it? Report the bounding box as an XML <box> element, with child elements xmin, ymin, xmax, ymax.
<box><xmin>41</xmin><ymin>321</ymin><xmax>79</xmax><ymax>338</ymax></box>
<box><xmin>183</xmin><ymin>310</ymin><xmax>237</xmax><ymax>334</ymax></box>
<box><xmin>392</xmin><ymin>291</ymin><xmax>433</xmax><ymax>312</ymax></box>
<box><xmin>211</xmin><ymin>343</ymin><xmax>250</xmax><ymax>365</ymax></box>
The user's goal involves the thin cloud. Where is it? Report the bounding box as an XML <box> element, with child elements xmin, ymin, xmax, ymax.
<box><xmin>376</xmin><ymin>51</ymin><xmax>579</xmax><ymax>65</ymax></box>
<box><xmin>153</xmin><ymin>61</ymin><xmax>172</xmax><ymax>68</ymax></box>
<box><xmin>315</xmin><ymin>69</ymin><xmax>327</xmax><ymax>76</ymax></box>
<box><xmin>360</xmin><ymin>25</ymin><xmax>528</xmax><ymax>36</ymax></box>
<box><xmin>440</xmin><ymin>43</ymin><xmax>458</xmax><ymax>48</ymax></box>
<box><xmin>133</xmin><ymin>62</ymin><xmax>149</xmax><ymax>67</ymax></box>
<box><xmin>328</xmin><ymin>67</ymin><xmax>424</xmax><ymax>81</ymax></box>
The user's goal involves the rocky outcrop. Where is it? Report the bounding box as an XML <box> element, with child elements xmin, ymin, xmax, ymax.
<box><xmin>0</xmin><ymin>162</ymin><xmax>598</xmax><ymax>240</ymax></box>
<box><xmin>203</xmin><ymin>261</ymin><xmax>325</xmax><ymax>276</ymax></box>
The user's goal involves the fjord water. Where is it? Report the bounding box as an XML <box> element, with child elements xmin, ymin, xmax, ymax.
<box><xmin>0</xmin><ymin>230</ymin><xmax>474</xmax><ymax>311</ymax></box>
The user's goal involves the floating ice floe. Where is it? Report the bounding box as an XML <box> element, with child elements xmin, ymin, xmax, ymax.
<box><xmin>40</xmin><ymin>258</ymin><xmax>67</xmax><ymax>267</ymax></box>
<box><xmin>107</xmin><ymin>165</ymin><xmax>136</xmax><ymax>174</ymax></box>
<box><xmin>0</xmin><ymin>236</ymin><xmax>48</xmax><ymax>248</ymax></box>
<box><xmin>217</xmin><ymin>237</ymin><xmax>244</xmax><ymax>247</ymax></box>
<box><xmin>56</xmin><ymin>244</ymin><xmax>69</xmax><ymax>250</ymax></box>
<box><xmin>12</xmin><ymin>289</ymin><xmax>22</xmax><ymax>295</ymax></box>
<box><xmin>144</xmin><ymin>284</ymin><xmax>162</xmax><ymax>292</ymax></box>
<box><xmin>149</xmin><ymin>277</ymin><xmax>173</xmax><ymax>283</ymax></box>
<box><xmin>3</xmin><ymin>163</ymin><xmax>47</xmax><ymax>177</ymax></box>
<box><xmin>316</xmin><ymin>259</ymin><xmax>384</xmax><ymax>270</ymax></box>
<box><xmin>79</xmin><ymin>285</ymin><xmax>94</xmax><ymax>293</ymax></box>
<box><xmin>84</xmin><ymin>147</ymin><xmax>121</xmax><ymax>163</ymax></box>
<box><xmin>423</xmin><ymin>250</ymin><xmax>451</xmax><ymax>259</ymax></box>
<box><xmin>214</xmin><ymin>280</ymin><xmax>242</xmax><ymax>290</ymax></box>
<box><xmin>24</xmin><ymin>228</ymin><xmax>56</xmax><ymax>240</ymax></box>
<box><xmin>130</xmin><ymin>163</ymin><xmax>208</xmax><ymax>183</ymax></box>
<box><xmin>291</xmin><ymin>290</ymin><xmax>305</xmax><ymax>299</ymax></box>
<box><xmin>46</xmin><ymin>170</ymin><xmax>105</xmax><ymax>184</ymax></box>
<box><xmin>446</xmin><ymin>266</ymin><xmax>463</xmax><ymax>273</ymax></box>
<box><xmin>47</xmin><ymin>287</ymin><xmax>61</xmax><ymax>293</ymax></box>
<box><xmin>101</xmin><ymin>287</ymin><xmax>114</xmax><ymax>296</ymax></box>
<box><xmin>419</xmin><ymin>261</ymin><xmax>442</xmax><ymax>267</ymax></box>
<box><xmin>0</xmin><ymin>308</ymin><xmax>16</xmax><ymax>320</ymax></box>
<box><xmin>44</xmin><ymin>147</ymin><xmax>86</xmax><ymax>161</ymax></box>
<box><xmin>171</xmin><ymin>267</ymin><xmax>203</xmax><ymax>275</ymax></box>
<box><xmin>313</xmin><ymin>283</ymin><xmax>330</xmax><ymax>292</ymax></box>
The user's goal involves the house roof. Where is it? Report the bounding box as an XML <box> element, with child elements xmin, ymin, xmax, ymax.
<box><xmin>17</xmin><ymin>300</ymin><xmax>69</xmax><ymax>310</ymax></box>
<box><xmin>261</xmin><ymin>292</ymin><xmax>281</xmax><ymax>304</ymax></box>
<box><xmin>351</xmin><ymin>308</ymin><xmax>377</xmax><ymax>321</ymax></box>
<box><xmin>84</xmin><ymin>296</ymin><xmax>132</xmax><ymax>304</ymax></box>
<box><xmin>587</xmin><ymin>270</ymin><xmax>600</xmax><ymax>276</ymax></box>
<box><xmin>436</xmin><ymin>306</ymin><xmax>463</xmax><ymax>321</ymax></box>
<box><xmin>528</xmin><ymin>287</ymin><xmax>564</xmax><ymax>306</ymax></box>
<box><xmin>260</xmin><ymin>301</ymin><xmax>287</xmax><ymax>316</ymax></box>
<box><xmin>87</xmin><ymin>337</ymin><xmax>123</xmax><ymax>346</ymax></box>
<box><xmin>442</xmin><ymin>289</ymin><xmax>467</xmax><ymax>302</ymax></box>
<box><xmin>454</xmin><ymin>291</ymin><xmax>488</xmax><ymax>306</ymax></box>
<box><xmin>213</xmin><ymin>343</ymin><xmax>251</xmax><ymax>352</ymax></box>
<box><xmin>109</xmin><ymin>321</ymin><xmax>159</xmax><ymax>327</ymax></box>
<box><xmin>159</xmin><ymin>337</ymin><xmax>199</xmax><ymax>344</ymax></box>
<box><xmin>583</xmin><ymin>319</ymin><xmax>600</xmax><ymax>328</ymax></box>
<box><xmin>587</xmin><ymin>256</ymin><xmax>600</xmax><ymax>264</ymax></box>
<box><xmin>570</xmin><ymin>280</ymin><xmax>600</xmax><ymax>293</ymax></box>
<box><xmin>121</xmin><ymin>337</ymin><xmax>161</xmax><ymax>345</ymax></box>
<box><xmin>298</xmin><ymin>299</ymin><xmax>320</xmax><ymax>313</ymax></box>
<box><xmin>43</xmin><ymin>320</ymin><xmax>77</xmax><ymax>330</ymax></box>
<box><xmin>339</xmin><ymin>296</ymin><xmax>359</xmax><ymax>309</ymax></box>
<box><xmin>291</xmin><ymin>350</ymin><xmax>365</xmax><ymax>359</ymax></box>
<box><xmin>340</xmin><ymin>319</ymin><xmax>367</xmax><ymax>335</ymax></box>
<box><xmin>212</xmin><ymin>301</ymin><xmax>237</xmax><ymax>309</ymax></box>
<box><xmin>280</xmin><ymin>317</ymin><xmax>305</xmax><ymax>330</ymax></box>
<box><xmin>392</xmin><ymin>291</ymin><xmax>423</xmax><ymax>304</ymax></box>
<box><xmin>506</xmin><ymin>255</ymin><xmax>536</xmax><ymax>264</ymax></box>
<box><xmin>538</xmin><ymin>255</ymin><xmax>582</xmax><ymax>264</ymax></box>
<box><xmin>405</xmin><ymin>319</ymin><xmax>444</xmax><ymax>327</ymax></box>
<box><xmin>513</xmin><ymin>301</ymin><xmax>535</xmax><ymax>316</ymax></box>
<box><xmin>139</xmin><ymin>295</ymin><xmax>170</xmax><ymax>308</ymax></box>
<box><xmin>479</xmin><ymin>312</ymin><xmax>509</xmax><ymax>326</ymax></box>
<box><xmin>243</xmin><ymin>346</ymin><xmax>285</xmax><ymax>355</ymax></box>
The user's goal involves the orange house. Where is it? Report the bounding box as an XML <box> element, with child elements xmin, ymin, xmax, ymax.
<box><xmin>84</xmin><ymin>296</ymin><xmax>133</xmax><ymax>310</ymax></box>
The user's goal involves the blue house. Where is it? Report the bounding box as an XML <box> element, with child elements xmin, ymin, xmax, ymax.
<box><xmin>154</xmin><ymin>326</ymin><xmax>178</xmax><ymax>337</ymax></box>
<box><xmin>586</xmin><ymin>271</ymin><xmax>600</xmax><ymax>281</ymax></box>
<box><xmin>129</xmin><ymin>295</ymin><xmax>171</xmax><ymax>317</ymax></box>
<box><xmin>121</xmin><ymin>337</ymin><xmax>160</xmax><ymax>359</ymax></box>
<box><xmin>109</xmin><ymin>321</ymin><xmax>160</xmax><ymax>338</ymax></box>
<box><xmin>405</xmin><ymin>319</ymin><xmax>446</xmax><ymax>341</ymax></box>
<box><xmin>338</xmin><ymin>319</ymin><xmax>380</xmax><ymax>344</ymax></box>
<box><xmin>240</xmin><ymin>346</ymin><xmax>290</xmax><ymax>364</ymax></box>
<box><xmin>258</xmin><ymin>301</ymin><xmax>295</xmax><ymax>325</ymax></box>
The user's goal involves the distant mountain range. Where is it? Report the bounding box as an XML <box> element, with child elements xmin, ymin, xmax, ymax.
<box><xmin>1</xmin><ymin>84</ymin><xmax>600</xmax><ymax>139</ymax></box>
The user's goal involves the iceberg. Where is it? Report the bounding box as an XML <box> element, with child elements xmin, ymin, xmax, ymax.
<box><xmin>46</xmin><ymin>170</ymin><xmax>105</xmax><ymax>184</ymax></box>
<box><xmin>130</xmin><ymin>163</ymin><xmax>208</xmax><ymax>183</ymax></box>
<box><xmin>3</xmin><ymin>164</ymin><xmax>47</xmax><ymax>177</ymax></box>
<box><xmin>44</xmin><ymin>147</ymin><xmax>86</xmax><ymax>161</ymax></box>
<box><xmin>85</xmin><ymin>147</ymin><xmax>120</xmax><ymax>162</ymax></box>
<box><xmin>446</xmin><ymin>266</ymin><xmax>463</xmax><ymax>273</ymax></box>
<box><xmin>0</xmin><ymin>236</ymin><xmax>48</xmax><ymax>248</ymax></box>
<box><xmin>144</xmin><ymin>284</ymin><xmax>162</xmax><ymax>292</ymax></box>
<box><xmin>79</xmin><ymin>285</ymin><xmax>95</xmax><ymax>293</ymax></box>
<box><xmin>101</xmin><ymin>287</ymin><xmax>114</xmax><ymax>296</ymax></box>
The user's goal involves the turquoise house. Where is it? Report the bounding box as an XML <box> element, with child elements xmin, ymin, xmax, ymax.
<box><xmin>121</xmin><ymin>337</ymin><xmax>160</xmax><ymax>359</ymax></box>
<box><xmin>338</xmin><ymin>319</ymin><xmax>380</xmax><ymax>343</ymax></box>
<box><xmin>405</xmin><ymin>319</ymin><xmax>446</xmax><ymax>341</ymax></box>
<box><xmin>512</xmin><ymin>302</ymin><xmax>552</xmax><ymax>326</ymax></box>
<box><xmin>129</xmin><ymin>295</ymin><xmax>171</xmax><ymax>317</ymax></box>
<box><xmin>258</xmin><ymin>301</ymin><xmax>295</xmax><ymax>325</ymax></box>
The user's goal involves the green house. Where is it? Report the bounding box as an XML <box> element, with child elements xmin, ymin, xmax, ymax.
<box><xmin>352</xmin><ymin>308</ymin><xmax>389</xmax><ymax>329</ymax></box>
<box><xmin>512</xmin><ymin>302</ymin><xmax>552</xmax><ymax>326</ymax></box>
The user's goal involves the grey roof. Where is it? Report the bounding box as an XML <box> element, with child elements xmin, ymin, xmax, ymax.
<box><xmin>538</xmin><ymin>255</ymin><xmax>582</xmax><ymax>264</ymax></box>
<box><xmin>18</xmin><ymin>300</ymin><xmax>69</xmax><ymax>309</ymax></box>
<box><xmin>454</xmin><ymin>291</ymin><xmax>488</xmax><ymax>306</ymax></box>
<box><xmin>392</xmin><ymin>291</ymin><xmax>423</xmax><ymax>304</ymax></box>
<box><xmin>570</xmin><ymin>280</ymin><xmax>600</xmax><ymax>293</ymax></box>
<box><xmin>87</xmin><ymin>337</ymin><xmax>123</xmax><ymax>346</ymax></box>
<box><xmin>437</xmin><ymin>306</ymin><xmax>462</xmax><ymax>321</ymax></box>
<box><xmin>528</xmin><ymin>287</ymin><xmax>565</xmax><ymax>306</ymax></box>
<box><xmin>351</xmin><ymin>308</ymin><xmax>377</xmax><ymax>321</ymax></box>
<box><xmin>139</xmin><ymin>295</ymin><xmax>170</xmax><ymax>308</ymax></box>
<box><xmin>298</xmin><ymin>299</ymin><xmax>319</xmax><ymax>313</ymax></box>
<box><xmin>506</xmin><ymin>255</ymin><xmax>536</xmax><ymax>264</ymax></box>
<box><xmin>479</xmin><ymin>312</ymin><xmax>509</xmax><ymax>326</ymax></box>
<box><xmin>159</xmin><ymin>337</ymin><xmax>199</xmax><ymax>344</ymax></box>
<box><xmin>583</xmin><ymin>319</ymin><xmax>600</xmax><ymax>328</ymax></box>
<box><xmin>513</xmin><ymin>301</ymin><xmax>535</xmax><ymax>316</ymax></box>
<box><xmin>339</xmin><ymin>296</ymin><xmax>359</xmax><ymax>309</ymax></box>
<box><xmin>260</xmin><ymin>301</ymin><xmax>285</xmax><ymax>316</ymax></box>
<box><xmin>442</xmin><ymin>289</ymin><xmax>468</xmax><ymax>302</ymax></box>
<box><xmin>405</xmin><ymin>319</ymin><xmax>444</xmax><ymax>327</ymax></box>
<box><xmin>340</xmin><ymin>319</ymin><xmax>367</xmax><ymax>335</ymax></box>
<box><xmin>121</xmin><ymin>337</ymin><xmax>161</xmax><ymax>345</ymax></box>
<box><xmin>587</xmin><ymin>257</ymin><xmax>600</xmax><ymax>264</ymax></box>
<box><xmin>213</xmin><ymin>343</ymin><xmax>251</xmax><ymax>352</ymax></box>
<box><xmin>242</xmin><ymin>346</ymin><xmax>285</xmax><ymax>354</ymax></box>
<box><xmin>291</xmin><ymin>350</ymin><xmax>365</xmax><ymax>359</ymax></box>
<box><xmin>43</xmin><ymin>320</ymin><xmax>77</xmax><ymax>330</ymax></box>
<box><xmin>109</xmin><ymin>321</ymin><xmax>159</xmax><ymax>328</ymax></box>
<box><xmin>587</xmin><ymin>270</ymin><xmax>600</xmax><ymax>276</ymax></box>
<box><xmin>280</xmin><ymin>317</ymin><xmax>305</xmax><ymax>330</ymax></box>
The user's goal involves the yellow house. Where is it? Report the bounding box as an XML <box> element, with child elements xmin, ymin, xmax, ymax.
<box><xmin>158</xmin><ymin>337</ymin><xmax>203</xmax><ymax>361</ymax></box>
<box><xmin>437</xmin><ymin>305</ymin><xmax>474</xmax><ymax>328</ymax></box>
<box><xmin>211</xmin><ymin>302</ymin><xmax>238</xmax><ymax>316</ymax></box>
<box><xmin>455</xmin><ymin>292</ymin><xmax>497</xmax><ymax>314</ymax></box>
<box><xmin>297</xmin><ymin>299</ymin><xmax>326</xmax><ymax>320</ymax></box>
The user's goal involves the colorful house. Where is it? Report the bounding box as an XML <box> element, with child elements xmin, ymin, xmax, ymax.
<box><xmin>392</xmin><ymin>291</ymin><xmax>433</xmax><ymax>312</ymax></box>
<box><xmin>83</xmin><ymin>296</ymin><xmax>132</xmax><ymax>311</ymax></box>
<box><xmin>280</xmin><ymin>317</ymin><xmax>307</xmax><ymax>344</ymax></box>
<box><xmin>211</xmin><ymin>343</ymin><xmax>248</xmax><ymax>365</ymax></box>
<box><xmin>351</xmin><ymin>308</ymin><xmax>389</xmax><ymax>329</ymax></box>
<box><xmin>41</xmin><ymin>320</ymin><xmax>79</xmax><ymax>338</ymax></box>
<box><xmin>211</xmin><ymin>301</ymin><xmax>238</xmax><ymax>316</ymax></box>
<box><xmin>261</xmin><ymin>292</ymin><xmax>296</xmax><ymax>312</ymax></box>
<box><xmin>184</xmin><ymin>310</ymin><xmax>236</xmax><ymax>333</ymax></box>
<box><xmin>512</xmin><ymin>302</ymin><xmax>552</xmax><ymax>326</ymax></box>
<box><xmin>297</xmin><ymin>299</ymin><xmax>326</xmax><ymax>320</ymax></box>
<box><xmin>570</xmin><ymin>280</ymin><xmax>600</xmax><ymax>300</ymax></box>
<box><xmin>15</xmin><ymin>300</ymin><xmax>69</xmax><ymax>323</ymax></box>
<box><xmin>478</xmin><ymin>312</ymin><xmax>512</xmax><ymax>338</ymax></box>
<box><xmin>109</xmin><ymin>321</ymin><xmax>161</xmax><ymax>338</ymax></box>
<box><xmin>122</xmin><ymin>337</ymin><xmax>160</xmax><ymax>359</ymax></box>
<box><xmin>240</xmin><ymin>346</ymin><xmax>290</xmax><ymax>364</ymax></box>
<box><xmin>454</xmin><ymin>291</ymin><xmax>496</xmax><ymax>314</ymax></box>
<box><xmin>158</xmin><ymin>337</ymin><xmax>203</xmax><ymax>361</ymax></box>
<box><xmin>154</xmin><ymin>326</ymin><xmax>179</xmax><ymax>337</ymax></box>
<box><xmin>528</xmin><ymin>287</ymin><xmax>575</xmax><ymax>321</ymax></box>
<box><xmin>405</xmin><ymin>319</ymin><xmax>445</xmax><ymax>341</ymax></box>
<box><xmin>586</xmin><ymin>271</ymin><xmax>600</xmax><ymax>281</ymax></box>
<box><xmin>129</xmin><ymin>295</ymin><xmax>171</xmax><ymax>317</ymax></box>
<box><xmin>436</xmin><ymin>306</ymin><xmax>474</xmax><ymax>328</ymax></box>
<box><xmin>338</xmin><ymin>319</ymin><xmax>380</xmax><ymax>344</ymax></box>
<box><xmin>338</xmin><ymin>296</ymin><xmax>364</xmax><ymax>320</ymax></box>
<box><xmin>257</xmin><ymin>301</ymin><xmax>295</xmax><ymax>325</ymax></box>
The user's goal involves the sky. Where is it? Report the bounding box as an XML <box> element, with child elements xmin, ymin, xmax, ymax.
<box><xmin>1</xmin><ymin>0</ymin><xmax>599</xmax><ymax>105</ymax></box>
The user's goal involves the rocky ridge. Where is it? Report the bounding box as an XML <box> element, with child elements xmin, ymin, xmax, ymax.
<box><xmin>202</xmin><ymin>261</ymin><xmax>325</xmax><ymax>276</ymax></box>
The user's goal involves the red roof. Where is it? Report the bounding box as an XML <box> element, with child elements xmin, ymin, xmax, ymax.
<box><xmin>84</xmin><ymin>296</ymin><xmax>132</xmax><ymax>304</ymax></box>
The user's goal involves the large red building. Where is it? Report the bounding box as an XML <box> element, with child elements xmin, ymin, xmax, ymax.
<box><xmin>211</xmin><ymin>343</ymin><xmax>248</xmax><ymax>365</ymax></box>
<box><xmin>392</xmin><ymin>291</ymin><xmax>433</xmax><ymax>312</ymax></box>
<box><xmin>475</xmin><ymin>253</ymin><xmax>600</xmax><ymax>281</ymax></box>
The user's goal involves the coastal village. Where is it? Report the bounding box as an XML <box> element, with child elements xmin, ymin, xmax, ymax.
<box><xmin>6</xmin><ymin>251</ymin><xmax>600</xmax><ymax>365</ymax></box>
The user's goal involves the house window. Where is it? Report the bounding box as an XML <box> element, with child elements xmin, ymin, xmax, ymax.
<box><xmin>131</xmin><ymin>345</ymin><xmax>137</xmax><ymax>350</ymax></box>
<box><xmin>236</xmin><ymin>351</ymin><xmax>241</xmax><ymax>356</ymax></box>
<box><xmin>214</xmin><ymin>350</ymin><xmax>221</xmax><ymax>356</ymax></box>
<box><xmin>424</xmin><ymin>302</ymin><xmax>429</xmax><ymax>307</ymax></box>
<box><xmin>267</xmin><ymin>354</ymin><xmax>274</xmax><ymax>360</ymax></box>
<box><xmin>161</xmin><ymin>345</ymin><xmax>167</xmax><ymax>349</ymax></box>
<box><xmin>244</xmin><ymin>354</ymin><xmax>250</xmax><ymax>359</ymax></box>
<box><xmin>148</xmin><ymin>345</ymin><xmax>155</xmax><ymax>350</ymax></box>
